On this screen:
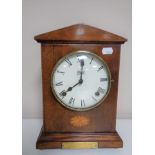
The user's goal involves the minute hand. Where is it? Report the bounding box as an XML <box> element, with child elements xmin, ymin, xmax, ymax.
<box><xmin>80</xmin><ymin>59</ymin><xmax>84</xmax><ymax>81</ymax></box>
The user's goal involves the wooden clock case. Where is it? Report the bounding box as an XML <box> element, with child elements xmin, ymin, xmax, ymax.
<box><xmin>34</xmin><ymin>24</ymin><xmax>127</xmax><ymax>149</ymax></box>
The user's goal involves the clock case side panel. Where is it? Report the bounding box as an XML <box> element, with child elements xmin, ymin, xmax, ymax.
<box><xmin>41</xmin><ymin>43</ymin><xmax>55</xmax><ymax>131</ymax></box>
<box><xmin>40</xmin><ymin>44</ymin><xmax>121</xmax><ymax>133</ymax></box>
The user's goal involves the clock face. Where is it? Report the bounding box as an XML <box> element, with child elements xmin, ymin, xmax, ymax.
<box><xmin>51</xmin><ymin>51</ymin><xmax>111</xmax><ymax>111</ymax></box>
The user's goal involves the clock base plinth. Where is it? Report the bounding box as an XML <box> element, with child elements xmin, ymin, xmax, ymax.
<box><xmin>36</xmin><ymin>128</ymin><xmax>123</xmax><ymax>149</ymax></box>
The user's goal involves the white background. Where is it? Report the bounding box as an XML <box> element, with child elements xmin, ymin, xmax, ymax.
<box><xmin>22</xmin><ymin>0</ymin><xmax>132</xmax><ymax>119</ymax></box>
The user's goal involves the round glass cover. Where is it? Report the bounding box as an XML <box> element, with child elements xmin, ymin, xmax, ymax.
<box><xmin>51</xmin><ymin>50</ymin><xmax>111</xmax><ymax>111</ymax></box>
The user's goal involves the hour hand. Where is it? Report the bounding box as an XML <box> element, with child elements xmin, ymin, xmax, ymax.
<box><xmin>60</xmin><ymin>80</ymin><xmax>81</xmax><ymax>97</ymax></box>
<box><xmin>67</xmin><ymin>81</ymin><xmax>80</xmax><ymax>92</ymax></box>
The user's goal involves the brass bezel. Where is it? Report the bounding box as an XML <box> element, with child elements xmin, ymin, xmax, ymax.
<box><xmin>51</xmin><ymin>50</ymin><xmax>111</xmax><ymax>111</ymax></box>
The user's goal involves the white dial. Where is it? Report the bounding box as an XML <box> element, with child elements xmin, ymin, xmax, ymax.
<box><xmin>51</xmin><ymin>51</ymin><xmax>111</xmax><ymax>111</ymax></box>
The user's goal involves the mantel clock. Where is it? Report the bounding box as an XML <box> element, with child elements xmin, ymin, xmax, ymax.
<box><xmin>34</xmin><ymin>24</ymin><xmax>127</xmax><ymax>149</ymax></box>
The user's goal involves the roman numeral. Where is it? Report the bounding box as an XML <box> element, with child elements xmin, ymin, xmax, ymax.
<box><xmin>57</xmin><ymin>70</ymin><xmax>65</xmax><ymax>75</ymax></box>
<box><xmin>77</xmin><ymin>55</ymin><xmax>81</xmax><ymax>63</ymax></box>
<box><xmin>81</xmin><ymin>99</ymin><xmax>85</xmax><ymax>107</ymax></box>
<box><xmin>98</xmin><ymin>87</ymin><xmax>105</xmax><ymax>94</ymax></box>
<box><xmin>65</xmin><ymin>58</ymin><xmax>72</xmax><ymax>66</ymax></box>
<box><xmin>100</xmin><ymin>78</ymin><xmax>108</xmax><ymax>82</ymax></box>
<box><xmin>90</xmin><ymin>57</ymin><xmax>93</xmax><ymax>64</ymax></box>
<box><xmin>77</xmin><ymin>56</ymin><xmax>84</xmax><ymax>66</ymax></box>
<box><xmin>69</xmin><ymin>97</ymin><xmax>75</xmax><ymax>105</ymax></box>
<box><xmin>56</xmin><ymin>81</ymin><xmax>63</xmax><ymax>86</ymax></box>
<box><xmin>97</xmin><ymin>66</ymin><xmax>104</xmax><ymax>72</ymax></box>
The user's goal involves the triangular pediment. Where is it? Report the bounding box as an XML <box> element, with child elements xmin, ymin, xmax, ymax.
<box><xmin>34</xmin><ymin>24</ymin><xmax>127</xmax><ymax>44</ymax></box>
